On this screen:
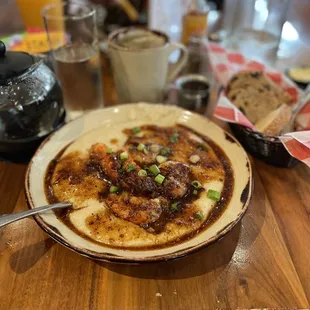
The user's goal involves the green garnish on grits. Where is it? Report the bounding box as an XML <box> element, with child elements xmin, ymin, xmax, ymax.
<box><xmin>169</xmin><ymin>132</ymin><xmax>179</xmax><ymax>143</ymax></box>
<box><xmin>138</xmin><ymin>169</ymin><xmax>147</xmax><ymax>177</ymax></box>
<box><xmin>137</xmin><ymin>143</ymin><xmax>145</xmax><ymax>151</ymax></box>
<box><xmin>170</xmin><ymin>202</ymin><xmax>179</xmax><ymax>212</ymax></box>
<box><xmin>109</xmin><ymin>186</ymin><xmax>120</xmax><ymax>193</ymax></box>
<box><xmin>207</xmin><ymin>189</ymin><xmax>221</xmax><ymax>201</ymax></box>
<box><xmin>191</xmin><ymin>180</ymin><xmax>202</xmax><ymax>189</ymax></box>
<box><xmin>126</xmin><ymin>163</ymin><xmax>136</xmax><ymax>173</ymax></box>
<box><xmin>149</xmin><ymin>164</ymin><xmax>160</xmax><ymax>176</ymax></box>
<box><xmin>195</xmin><ymin>211</ymin><xmax>203</xmax><ymax>220</ymax></box>
<box><xmin>120</xmin><ymin>151</ymin><xmax>128</xmax><ymax>160</ymax></box>
<box><xmin>160</xmin><ymin>147</ymin><xmax>171</xmax><ymax>156</ymax></box>
<box><xmin>132</xmin><ymin>127</ymin><xmax>141</xmax><ymax>135</ymax></box>
<box><xmin>154</xmin><ymin>174</ymin><xmax>165</xmax><ymax>184</ymax></box>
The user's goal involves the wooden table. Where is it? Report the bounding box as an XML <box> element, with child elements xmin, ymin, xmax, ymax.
<box><xmin>1</xmin><ymin>65</ymin><xmax>310</xmax><ymax>310</ymax></box>
<box><xmin>1</xmin><ymin>5</ymin><xmax>310</xmax><ymax>310</ymax></box>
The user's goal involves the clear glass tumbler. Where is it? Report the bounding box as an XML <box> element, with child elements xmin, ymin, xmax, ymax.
<box><xmin>222</xmin><ymin>0</ymin><xmax>289</xmax><ymax>66</ymax></box>
<box><xmin>43</xmin><ymin>1</ymin><xmax>104</xmax><ymax>120</ymax></box>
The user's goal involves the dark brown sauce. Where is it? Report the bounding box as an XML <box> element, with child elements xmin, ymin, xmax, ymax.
<box><xmin>145</xmin><ymin>187</ymin><xmax>204</xmax><ymax>234</ymax></box>
<box><xmin>45</xmin><ymin>149</ymin><xmax>67</xmax><ymax>205</ymax></box>
<box><xmin>44</xmin><ymin>124</ymin><xmax>234</xmax><ymax>250</ymax></box>
<box><xmin>224</xmin><ymin>132</ymin><xmax>236</xmax><ymax>144</ymax></box>
<box><xmin>110</xmin><ymin>138</ymin><xmax>118</xmax><ymax>144</ymax></box>
<box><xmin>178</xmin><ymin>124</ymin><xmax>234</xmax><ymax>228</ymax></box>
<box><xmin>44</xmin><ymin>147</ymin><xmax>73</xmax><ymax>221</ymax></box>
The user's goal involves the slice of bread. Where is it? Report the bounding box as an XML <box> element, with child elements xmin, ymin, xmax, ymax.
<box><xmin>227</xmin><ymin>87</ymin><xmax>282</xmax><ymax>123</ymax></box>
<box><xmin>227</xmin><ymin>71</ymin><xmax>293</xmax><ymax>105</ymax></box>
<box><xmin>226</xmin><ymin>71</ymin><xmax>293</xmax><ymax>125</ymax></box>
<box><xmin>255</xmin><ymin>104</ymin><xmax>292</xmax><ymax>136</ymax></box>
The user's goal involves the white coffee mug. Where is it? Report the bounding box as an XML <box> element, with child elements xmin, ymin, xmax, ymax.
<box><xmin>108</xmin><ymin>28</ymin><xmax>188</xmax><ymax>103</ymax></box>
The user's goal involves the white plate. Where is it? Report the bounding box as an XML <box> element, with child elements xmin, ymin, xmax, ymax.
<box><xmin>25</xmin><ymin>103</ymin><xmax>253</xmax><ymax>263</ymax></box>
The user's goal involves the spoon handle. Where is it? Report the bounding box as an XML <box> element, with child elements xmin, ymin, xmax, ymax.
<box><xmin>0</xmin><ymin>202</ymin><xmax>71</xmax><ymax>228</ymax></box>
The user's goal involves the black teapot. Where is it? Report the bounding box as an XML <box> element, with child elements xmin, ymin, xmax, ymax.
<box><xmin>0</xmin><ymin>41</ymin><xmax>64</xmax><ymax>154</ymax></box>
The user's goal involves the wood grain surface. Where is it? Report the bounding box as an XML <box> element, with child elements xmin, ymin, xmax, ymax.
<box><xmin>1</xmin><ymin>160</ymin><xmax>310</xmax><ymax>309</ymax></box>
<box><xmin>1</xmin><ymin>3</ymin><xmax>310</xmax><ymax>310</ymax></box>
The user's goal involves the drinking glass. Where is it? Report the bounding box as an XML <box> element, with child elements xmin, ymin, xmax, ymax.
<box><xmin>222</xmin><ymin>0</ymin><xmax>289</xmax><ymax>66</ymax></box>
<box><xmin>16</xmin><ymin>0</ymin><xmax>63</xmax><ymax>31</ymax></box>
<box><xmin>43</xmin><ymin>1</ymin><xmax>104</xmax><ymax>120</ymax></box>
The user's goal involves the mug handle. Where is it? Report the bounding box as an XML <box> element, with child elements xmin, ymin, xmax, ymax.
<box><xmin>167</xmin><ymin>43</ymin><xmax>189</xmax><ymax>82</ymax></box>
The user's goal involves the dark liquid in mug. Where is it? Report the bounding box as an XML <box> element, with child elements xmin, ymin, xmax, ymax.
<box><xmin>177</xmin><ymin>78</ymin><xmax>210</xmax><ymax>113</ymax></box>
<box><xmin>181</xmin><ymin>80</ymin><xmax>209</xmax><ymax>92</ymax></box>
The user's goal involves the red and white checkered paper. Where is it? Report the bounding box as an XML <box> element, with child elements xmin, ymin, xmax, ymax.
<box><xmin>208</xmin><ymin>42</ymin><xmax>310</xmax><ymax>167</ymax></box>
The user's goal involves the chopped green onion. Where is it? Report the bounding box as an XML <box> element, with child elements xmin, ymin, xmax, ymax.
<box><xmin>137</xmin><ymin>143</ymin><xmax>145</xmax><ymax>151</ymax></box>
<box><xmin>160</xmin><ymin>147</ymin><xmax>171</xmax><ymax>156</ymax></box>
<box><xmin>149</xmin><ymin>164</ymin><xmax>160</xmax><ymax>176</ymax></box>
<box><xmin>154</xmin><ymin>174</ymin><xmax>165</xmax><ymax>184</ymax></box>
<box><xmin>156</xmin><ymin>155</ymin><xmax>167</xmax><ymax>164</ymax></box>
<box><xmin>120</xmin><ymin>151</ymin><xmax>128</xmax><ymax>160</ymax></box>
<box><xmin>106</xmin><ymin>147</ymin><xmax>113</xmax><ymax>154</ymax></box>
<box><xmin>143</xmin><ymin>148</ymin><xmax>149</xmax><ymax>154</ymax></box>
<box><xmin>132</xmin><ymin>127</ymin><xmax>141</xmax><ymax>135</ymax></box>
<box><xmin>193</xmin><ymin>189</ymin><xmax>198</xmax><ymax>195</ymax></box>
<box><xmin>126</xmin><ymin>163</ymin><xmax>136</xmax><ymax>172</ymax></box>
<box><xmin>207</xmin><ymin>189</ymin><xmax>221</xmax><ymax>201</ymax></box>
<box><xmin>195</xmin><ymin>211</ymin><xmax>203</xmax><ymax>220</ymax></box>
<box><xmin>138</xmin><ymin>169</ymin><xmax>147</xmax><ymax>177</ymax></box>
<box><xmin>109</xmin><ymin>186</ymin><xmax>119</xmax><ymax>193</ymax></box>
<box><xmin>197</xmin><ymin>143</ymin><xmax>206</xmax><ymax>151</ymax></box>
<box><xmin>150</xmin><ymin>144</ymin><xmax>160</xmax><ymax>153</ymax></box>
<box><xmin>191</xmin><ymin>180</ymin><xmax>202</xmax><ymax>189</ymax></box>
<box><xmin>170</xmin><ymin>202</ymin><xmax>179</xmax><ymax>212</ymax></box>
<box><xmin>169</xmin><ymin>132</ymin><xmax>179</xmax><ymax>143</ymax></box>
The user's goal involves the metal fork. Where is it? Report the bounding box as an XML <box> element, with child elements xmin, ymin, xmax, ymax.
<box><xmin>0</xmin><ymin>202</ymin><xmax>72</xmax><ymax>228</ymax></box>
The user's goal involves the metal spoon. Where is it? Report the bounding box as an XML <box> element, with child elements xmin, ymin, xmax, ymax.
<box><xmin>0</xmin><ymin>202</ymin><xmax>72</xmax><ymax>228</ymax></box>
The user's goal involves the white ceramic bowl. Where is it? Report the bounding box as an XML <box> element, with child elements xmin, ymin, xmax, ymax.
<box><xmin>25</xmin><ymin>103</ymin><xmax>253</xmax><ymax>263</ymax></box>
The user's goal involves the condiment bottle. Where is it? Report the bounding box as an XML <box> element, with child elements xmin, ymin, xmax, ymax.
<box><xmin>181</xmin><ymin>0</ymin><xmax>209</xmax><ymax>45</ymax></box>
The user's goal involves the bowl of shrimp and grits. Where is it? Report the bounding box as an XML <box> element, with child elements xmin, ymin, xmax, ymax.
<box><xmin>25</xmin><ymin>103</ymin><xmax>252</xmax><ymax>263</ymax></box>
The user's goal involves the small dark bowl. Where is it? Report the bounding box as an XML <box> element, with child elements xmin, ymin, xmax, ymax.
<box><xmin>286</xmin><ymin>67</ymin><xmax>310</xmax><ymax>90</ymax></box>
<box><xmin>229</xmin><ymin>123</ymin><xmax>299</xmax><ymax>168</ymax></box>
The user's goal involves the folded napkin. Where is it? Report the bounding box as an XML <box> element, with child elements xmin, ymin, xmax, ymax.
<box><xmin>208</xmin><ymin>42</ymin><xmax>310</xmax><ymax>167</ymax></box>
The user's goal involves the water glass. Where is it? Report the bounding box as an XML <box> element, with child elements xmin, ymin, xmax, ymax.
<box><xmin>43</xmin><ymin>1</ymin><xmax>104</xmax><ymax>120</ymax></box>
<box><xmin>222</xmin><ymin>0</ymin><xmax>289</xmax><ymax>66</ymax></box>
